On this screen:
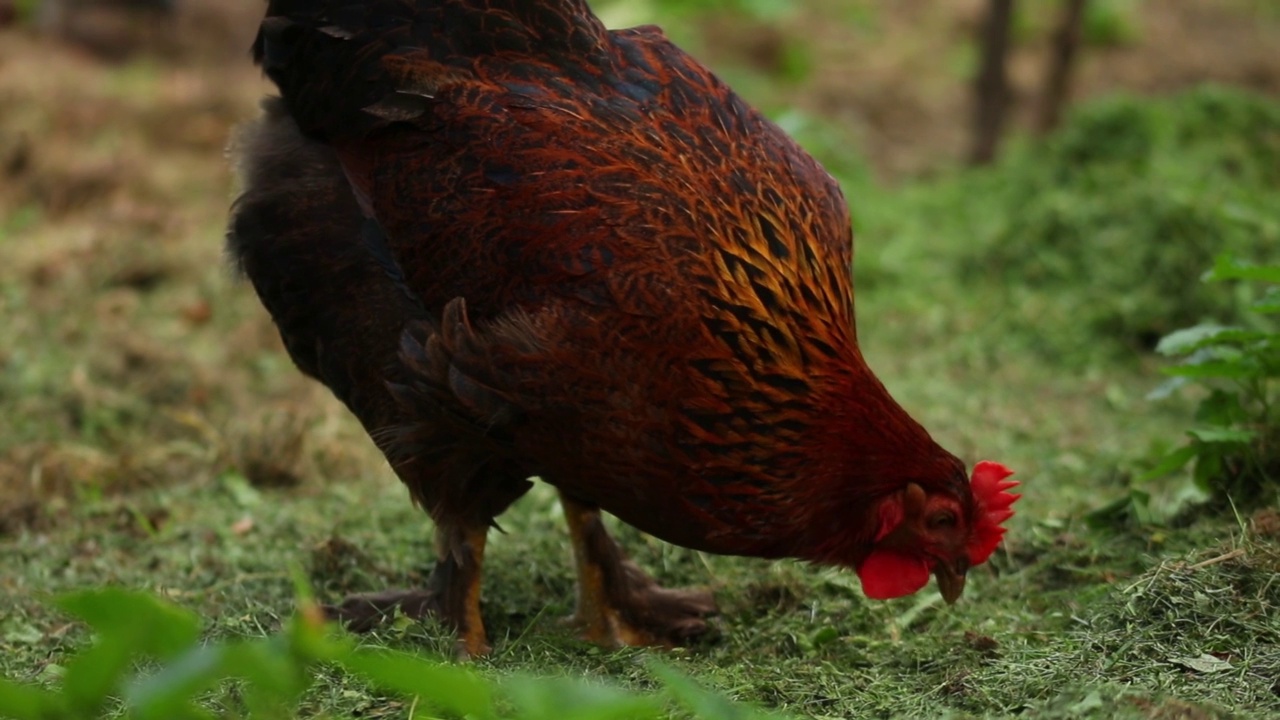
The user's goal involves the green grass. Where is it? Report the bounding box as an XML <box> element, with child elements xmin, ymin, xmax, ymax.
<box><xmin>5</xmin><ymin>478</ymin><xmax>1278</xmax><ymax>718</ymax></box>
<box><xmin>3</xmin><ymin>3</ymin><xmax>1280</xmax><ymax>719</ymax></box>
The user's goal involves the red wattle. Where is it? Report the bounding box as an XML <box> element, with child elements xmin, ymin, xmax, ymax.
<box><xmin>857</xmin><ymin>548</ymin><xmax>930</xmax><ymax>599</ymax></box>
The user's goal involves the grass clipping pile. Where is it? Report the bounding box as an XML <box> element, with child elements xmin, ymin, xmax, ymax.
<box><xmin>976</xmin><ymin>511</ymin><xmax>1280</xmax><ymax>716</ymax></box>
<box><xmin>1091</xmin><ymin>540</ymin><xmax>1278</xmax><ymax>703</ymax></box>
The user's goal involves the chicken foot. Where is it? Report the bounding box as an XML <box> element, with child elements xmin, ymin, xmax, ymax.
<box><xmin>559</xmin><ymin>491</ymin><xmax>717</xmax><ymax>648</ymax></box>
<box><xmin>323</xmin><ymin>523</ymin><xmax>490</xmax><ymax>658</ymax></box>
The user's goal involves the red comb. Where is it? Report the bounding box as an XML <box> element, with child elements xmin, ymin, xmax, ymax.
<box><xmin>967</xmin><ymin>461</ymin><xmax>1019</xmax><ymax>566</ymax></box>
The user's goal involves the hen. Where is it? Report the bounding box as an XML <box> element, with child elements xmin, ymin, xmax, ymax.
<box><xmin>228</xmin><ymin>0</ymin><xmax>1019</xmax><ymax>658</ymax></box>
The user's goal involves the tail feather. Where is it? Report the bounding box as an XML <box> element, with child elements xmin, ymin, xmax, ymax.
<box><xmin>227</xmin><ymin>97</ymin><xmax>531</xmax><ymax>525</ymax></box>
<box><xmin>226</xmin><ymin>98</ymin><xmax>422</xmax><ymax>421</ymax></box>
<box><xmin>251</xmin><ymin>0</ymin><xmax>607</xmax><ymax>142</ymax></box>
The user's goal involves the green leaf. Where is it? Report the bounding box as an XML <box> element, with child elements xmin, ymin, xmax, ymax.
<box><xmin>54</xmin><ymin>589</ymin><xmax>202</xmax><ymax>716</ymax></box>
<box><xmin>1205</xmin><ymin>255</ymin><xmax>1280</xmax><ymax>284</ymax></box>
<box><xmin>282</xmin><ymin>605</ymin><xmax>345</xmax><ymax>665</ymax></box>
<box><xmin>1138</xmin><ymin>444</ymin><xmax>1199</xmax><ymax>482</ymax></box>
<box><xmin>0</xmin><ymin>677</ymin><xmax>64</xmax><ymax>720</ymax></box>
<box><xmin>1192</xmin><ymin>449</ymin><xmax>1226</xmax><ymax>492</ymax></box>
<box><xmin>1130</xmin><ymin>489</ymin><xmax>1155</xmax><ymax>525</ymax></box>
<box><xmin>1154</xmin><ymin>323</ymin><xmax>1232</xmax><ymax>356</ymax></box>
<box><xmin>57</xmin><ymin>588</ymin><xmax>200</xmax><ymax>658</ymax></box>
<box><xmin>1251</xmin><ymin>289</ymin><xmax>1280</xmax><ymax>314</ymax></box>
<box><xmin>124</xmin><ymin>645</ymin><xmax>225</xmax><ymax>720</ymax></box>
<box><xmin>1194</xmin><ymin>329</ymin><xmax>1270</xmax><ymax>348</ymax></box>
<box><xmin>242</xmin><ymin>620</ymin><xmax>346</xmax><ymax>717</ymax></box>
<box><xmin>1085</xmin><ymin>489</ymin><xmax>1153</xmax><ymax>528</ymax></box>
<box><xmin>1193</xmin><ymin>389</ymin><xmax>1245</xmax><ymax>426</ymax></box>
<box><xmin>504</xmin><ymin>676</ymin><xmax>661</xmax><ymax>720</ymax></box>
<box><xmin>59</xmin><ymin>638</ymin><xmax>133</xmax><ymax>716</ymax></box>
<box><xmin>341</xmin><ymin>648</ymin><xmax>494</xmax><ymax>719</ymax></box>
<box><xmin>1150</xmin><ymin>325</ymin><xmax>1271</xmax><ymax>365</ymax></box>
<box><xmin>1068</xmin><ymin>690</ymin><xmax>1105</xmax><ymax>713</ymax></box>
<box><xmin>1187</xmin><ymin>427</ymin><xmax>1257</xmax><ymax>444</ymax></box>
<box><xmin>649</xmin><ymin>661</ymin><xmax>788</xmax><ymax>720</ymax></box>
<box><xmin>1164</xmin><ymin>360</ymin><xmax>1254</xmax><ymax>381</ymax></box>
<box><xmin>225</xmin><ymin>635</ymin><xmax>319</xmax><ymax>712</ymax></box>
<box><xmin>809</xmin><ymin>626</ymin><xmax>840</xmax><ymax>649</ymax></box>
<box><xmin>651</xmin><ymin>662</ymin><xmax>743</xmax><ymax>720</ymax></box>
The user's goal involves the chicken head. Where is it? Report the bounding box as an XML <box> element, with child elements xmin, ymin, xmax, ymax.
<box><xmin>857</xmin><ymin>461</ymin><xmax>1019</xmax><ymax>604</ymax></box>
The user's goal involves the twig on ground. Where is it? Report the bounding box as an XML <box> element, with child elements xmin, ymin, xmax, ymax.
<box><xmin>1188</xmin><ymin>549</ymin><xmax>1247</xmax><ymax>571</ymax></box>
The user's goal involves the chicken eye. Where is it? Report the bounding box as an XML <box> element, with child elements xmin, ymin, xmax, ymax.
<box><xmin>928</xmin><ymin>512</ymin><xmax>957</xmax><ymax>530</ymax></box>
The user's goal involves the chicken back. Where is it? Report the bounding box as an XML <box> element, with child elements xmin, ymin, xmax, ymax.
<box><xmin>228</xmin><ymin>0</ymin><xmax>1018</xmax><ymax>657</ymax></box>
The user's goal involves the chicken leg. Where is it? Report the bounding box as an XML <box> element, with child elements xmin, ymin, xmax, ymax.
<box><xmin>560</xmin><ymin>491</ymin><xmax>717</xmax><ymax>647</ymax></box>
<box><xmin>324</xmin><ymin>523</ymin><xmax>490</xmax><ymax>658</ymax></box>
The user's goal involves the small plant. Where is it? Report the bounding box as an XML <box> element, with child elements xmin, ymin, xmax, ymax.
<box><xmin>1143</xmin><ymin>255</ymin><xmax>1279</xmax><ymax>506</ymax></box>
<box><xmin>0</xmin><ymin>587</ymin><xmax>789</xmax><ymax>720</ymax></box>
<box><xmin>0</xmin><ymin>587</ymin><xmax>340</xmax><ymax>720</ymax></box>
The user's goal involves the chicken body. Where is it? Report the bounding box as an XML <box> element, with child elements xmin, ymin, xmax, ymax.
<box><xmin>230</xmin><ymin>0</ymin><xmax>1016</xmax><ymax>657</ymax></box>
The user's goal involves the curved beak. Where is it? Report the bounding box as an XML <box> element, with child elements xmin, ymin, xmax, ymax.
<box><xmin>934</xmin><ymin>559</ymin><xmax>968</xmax><ymax>605</ymax></box>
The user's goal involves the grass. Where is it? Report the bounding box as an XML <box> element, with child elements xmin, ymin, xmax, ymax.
<box><xmin>3</xmin><ymin>2</ymin><xmax>1280</xmax><ymax>718</ymax></box>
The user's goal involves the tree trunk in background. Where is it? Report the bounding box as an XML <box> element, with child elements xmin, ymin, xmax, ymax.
<box><xmin>1036</xmin><ymin>0</ymin><xmax>1088</xmax><ymax>134</ymax></box>
<box><xmin>969</xmin><ymin>0</ymin><xmax>1015</xmax><ymax>165</ymax></box>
